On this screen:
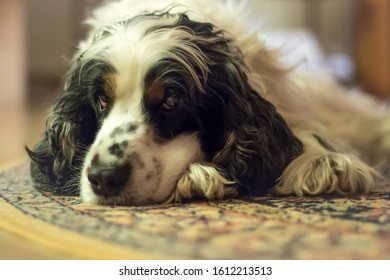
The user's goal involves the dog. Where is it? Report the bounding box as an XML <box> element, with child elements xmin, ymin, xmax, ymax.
<box><xmin>27</xmin><ymin>0</ymin><xmax>389</xmax><ymax>206</ymax></box>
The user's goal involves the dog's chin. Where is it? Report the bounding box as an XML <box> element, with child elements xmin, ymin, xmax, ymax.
<box><xmin>79</xmin><ymin>167</ymin><xmax>177</xmax><ymax>205</ymax></box>
<box><xmin>80</xmin><ymin>185</ymin><xmax>170</xmax><ymax>206</ymax></box>
<box><xmin>79</xmin><ymin>173</ymin><xmax>174</xmax><ymax>205</ymax></box>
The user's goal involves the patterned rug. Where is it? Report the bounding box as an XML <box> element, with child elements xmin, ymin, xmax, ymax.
<box><xmin>0</xmin><ymin>164</ymin><xmax>389</xmax><ymax>259</ymax></box>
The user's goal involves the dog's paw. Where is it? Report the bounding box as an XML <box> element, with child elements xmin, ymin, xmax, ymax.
<box><xmin>275</xmin><ymin>152</ymin><xmax>378</xmax><ymax>196</ymax></box>
<box><xmin>167</xmin><ymin>163</ymin><xmax>237</xmax><ymax>203</ymax></box>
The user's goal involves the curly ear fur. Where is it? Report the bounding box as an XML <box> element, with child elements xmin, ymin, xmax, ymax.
<box><xmin>26</xmin><ymin>90</ymin><xmax>98</xmax><ymax>194</ymax></box>
<box><xmin>212</xmin><ymin>86</ymin><xmax>303</xmax><ymax>195</ymax></box>
<box><xmin>26</xmin><ymin>58</ymin><xmax>105</xmax><ymax>194</ymax></box>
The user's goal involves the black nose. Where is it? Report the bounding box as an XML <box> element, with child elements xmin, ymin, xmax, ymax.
<box><xmin>87</xmin><ymin>163</ymin><xmax>130</xmax><ymax>196</ymax></box>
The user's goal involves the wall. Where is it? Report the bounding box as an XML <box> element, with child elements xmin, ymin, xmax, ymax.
<box><xmin>252</xmin><ymin>0</ymin><xmax>353</xmax><ymax>54</ymax></box>
<box><xmin>27</xmin><ymin>0</ymin><xmax>78</xmax><ymax>83</ymax></box>
<box><xmin>1</xmin><ymin>0</ymin><xmax>26</xmax><ymax>108</ymax></box>
<box><xmin>26</xmin><ymin>0</ymin><xmax>353</xmax><ymax>83</ymax></box>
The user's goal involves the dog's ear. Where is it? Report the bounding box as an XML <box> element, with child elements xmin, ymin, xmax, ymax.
<box><xmin>26</xmin><ymin>60</ymin><xmax>100</xmax><ymax>195</ymax></box>
<box><xmin>211</xmin><ymin>84</ymin><xmax>303</xmax><ymax>195</ymax></box>
<box><xmin>190</xmin><ymin>38</ymin><xmax>303</xmax><ymax>195</ymax></box>
<box><xmin>26</xmin><ymin>90</ymin><xmax>97</xmax><ymax>194</ymax></box>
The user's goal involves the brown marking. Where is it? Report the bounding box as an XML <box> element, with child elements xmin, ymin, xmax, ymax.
<box><xmin>144</xmin><ymin>79</ymin><xmax>165</xmax><ymax>108</ymax></box>
<box><xmin>103</xmin><ymin>73</ymin><xmax>117</xmax><ymax>100</ymax></box>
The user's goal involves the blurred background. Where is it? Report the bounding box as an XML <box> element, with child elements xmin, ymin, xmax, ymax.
<box><xmin>1</xmin><ymin>0</ymin><xmax>390</xmax><ymax>169</ymax></box>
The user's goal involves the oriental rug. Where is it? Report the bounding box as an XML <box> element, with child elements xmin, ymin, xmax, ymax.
<box><xmin>0</xmin><ymin>164</ymin><xmax>389</xmax><ymax>259</ymax></box>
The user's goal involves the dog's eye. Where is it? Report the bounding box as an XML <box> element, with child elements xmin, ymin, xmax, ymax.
<box><xmin>161</xmin><ymin>96</ymin><xmax>177</xmax><ymax>112</ymax></box>
<box><xmin>98</xmin><ymin>94</ymin><xmax>109</xmax><ymax>111</ymax></box>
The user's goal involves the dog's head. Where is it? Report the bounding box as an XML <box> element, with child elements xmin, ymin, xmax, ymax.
<box><xmin>27</xmin><ymin>12</ymin><xmax>302</xmax><ymax>205</ymax></box>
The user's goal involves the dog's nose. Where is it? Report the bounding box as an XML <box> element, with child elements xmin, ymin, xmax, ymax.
<box><xmin>87</xmin><ymin>164</ymin><xmax>130</xmax><ymax>196</ymax></box>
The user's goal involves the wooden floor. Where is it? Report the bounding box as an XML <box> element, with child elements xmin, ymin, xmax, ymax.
<box><xmin>0</xmin><ymin>229</ymin><xmax>72</xmax><ymax>260</ymax></box>
<box><xmin>0</xmin><ymin>83</ymin><xmax>70</xmax><ymax>259</ymax></box>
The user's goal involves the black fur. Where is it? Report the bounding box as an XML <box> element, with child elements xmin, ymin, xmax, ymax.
<box><xmin>26</xmin><ymin>60</ymin><xmax>112</xmax><ymax>194</ymax></box>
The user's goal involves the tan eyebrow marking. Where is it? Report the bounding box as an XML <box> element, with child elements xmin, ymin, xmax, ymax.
<box><xmin>103</xmin><ymin>72</ymin><xmax>117</xmax><ymax>99</ymax></box>
<box><xmin>144</xmin><ymin>79</ymin><xmax>165</xmax><ymax>108</ymax></box>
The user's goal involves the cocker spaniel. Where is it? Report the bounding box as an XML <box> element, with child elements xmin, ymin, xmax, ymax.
<box><xmin>27</xmin><ymin>0</ymin><xmax>389</xmax><ymax>205</ymax></box>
